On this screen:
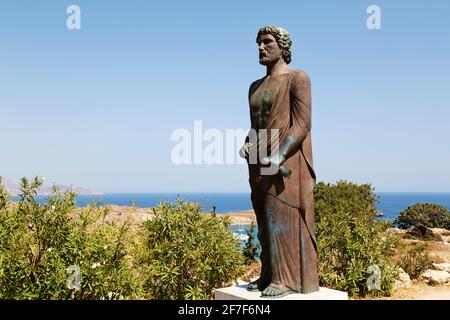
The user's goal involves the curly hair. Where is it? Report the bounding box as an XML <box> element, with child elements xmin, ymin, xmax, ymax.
<box><xmin>256</xmin><ymin>26</ymin><xmax>292</xmax><ymax>64</ymax></box>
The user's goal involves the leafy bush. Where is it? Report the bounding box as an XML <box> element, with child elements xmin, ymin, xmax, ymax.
<box><xmin>137</xmin><ymin>199</ymin><xmax>244</xmax><ymax>300</ymax></box>
<box><xmin>0</xmin><ymin>177</ymin><xmax>140</xmax><ymax>300</ymax></box>
<box><xmin>395</xmin><ymin>203</ymin><xmax>450</xmax><ymax>230</ymax></box>
<box><xmin>242</xmin><ymin>221</ymin><xmax>260</xmax><ymax>265</ymax></box>
<box><xmin>394</xmin><ymin>241</ymin><xmax>431</xmax><ymax>279</ymax></box>
<box><xmin>314</xmin><ymin>181</ymin><xmax>399</xmax><ymax>297</ymax></box>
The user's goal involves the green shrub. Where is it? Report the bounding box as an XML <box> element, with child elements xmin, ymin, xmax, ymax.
<box><xmin>398</xmin><ymin>242</ymin><xmax>432</xmax><ymax>279</ymax></box>
<box><xmin>314</xmin><ymin>181</ymin><xmax>399</xmax><ymax>297</ymax></box>
<box><xmin>0</xmin><ymin>177</ymin><xmax>141</xmax><ymax>300</ymax></box>
<box><xmin>242</xmin><ymin>221</ymin><xmax>260</xmax><ymax>265</ymax></box>
<box><xmin>394</xmin><ymin>241</ymin><xmax>431</xmax><ymax>279</ymax></box>
<box><xmin>138</xmin><ymin>199</ymin><xmax>244</xmax><ymax>300</ymax></box>
<box><xmin>395</xmin><ymin>203</ymin><xmax>450</xmax><ymax>230</ymax></box>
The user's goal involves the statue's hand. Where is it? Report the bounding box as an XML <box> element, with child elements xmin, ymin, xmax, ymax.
<box><xmin>261</xmin><ymin>152</ymin><xmax>286</xmax><ymax>168</ymax></box>
<box><xmin>239</xmin><ymin>143</ymin><xmax>253</xmax><ymax>159</ymax></box>
<box><xmin>261</xmin><ymin>153</ymin><xmax>291</xmax><ymax>177</ymax></box>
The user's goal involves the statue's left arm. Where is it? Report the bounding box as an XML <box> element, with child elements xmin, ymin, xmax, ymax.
<box><xmin>263</xmin><ymin>71</ymin><xmax>312</xmax><ymax>167</ymax></box>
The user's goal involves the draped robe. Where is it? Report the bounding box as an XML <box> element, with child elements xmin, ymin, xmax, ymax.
<box><xmin>247</xmin><ymin>70</ymin><xmax>319</xmax><ymax>293</ymax></box>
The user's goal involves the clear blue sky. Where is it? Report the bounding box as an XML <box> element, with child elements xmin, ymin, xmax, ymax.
<box><xmin>1</xmin><ymin>0</ymin><xmax>449</xmax><ymax>193</ymax></box>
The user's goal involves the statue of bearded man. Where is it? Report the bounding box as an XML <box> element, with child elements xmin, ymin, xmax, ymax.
<box><xmin>239</xmin><ymin>26</ymin><xmax>319</xmax><ymax>298</ymax></box>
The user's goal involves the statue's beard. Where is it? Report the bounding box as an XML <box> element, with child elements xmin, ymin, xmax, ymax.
<box><xmin>259</xmin><ymin>51</ymin><xmax>282</xmax><ymax>66</ymax></box>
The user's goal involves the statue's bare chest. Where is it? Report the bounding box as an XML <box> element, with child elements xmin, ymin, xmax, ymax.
<box><xmin>249</xmin><ymin>75</ymin><xmax>289</xmax><ymax>129</ymax></box>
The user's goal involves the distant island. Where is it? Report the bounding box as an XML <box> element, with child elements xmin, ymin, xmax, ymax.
<box><xmin>1</xmin><ymin>178</ymin><xmax>102</xmax><ymax>196</ymax></box>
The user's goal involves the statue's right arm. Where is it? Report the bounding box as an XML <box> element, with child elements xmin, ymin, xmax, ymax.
<box><xmin>245</xmin><ymin>80</ymin><xmax>260</xmax><ymax>141</ymax></box>
<box><xmin>240</xmin><ymin>81</ymin><xmax>260</xmax><ymax>159</ymax></box>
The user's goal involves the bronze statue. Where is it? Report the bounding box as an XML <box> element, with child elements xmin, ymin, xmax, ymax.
<box><xmin>239</xmin><ymin>26</ymin><xmax>319</xmax><ymax>298</ymax></box>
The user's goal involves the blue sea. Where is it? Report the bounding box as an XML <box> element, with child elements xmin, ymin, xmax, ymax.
<box><xmin>10</xmin><ymin>192</ymin><xmax>450</xmax><ymax>222</ymax></box>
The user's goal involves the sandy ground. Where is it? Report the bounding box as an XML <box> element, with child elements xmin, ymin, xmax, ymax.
<box><xmin>387</xmin><ymin>282</ymin><xmax>450</xmax><ymax>300</ymax></box>
<box><xmin>225</xmin><ymin>210</ymin><xmax>256</xmax><ymax>225</ymax></box>
<box><xmin>103</xmin><ymin>205</ymin><xmax>257</xmax><ymax>226</ymax></box>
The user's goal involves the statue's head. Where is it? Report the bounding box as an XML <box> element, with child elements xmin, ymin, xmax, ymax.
<box><xmin>256</xmin><ymin>26</ymin><xmax>292</xmax><ymax>66</ymax></box>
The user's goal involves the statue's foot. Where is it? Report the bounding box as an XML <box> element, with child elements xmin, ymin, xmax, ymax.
<box><xmin>247</xmin><ymin>278</ymin><xmax>268</xmax><ymax>292</ymax></box>
<box><xmin>261</xmin><ymin>283</ymin><xmax>294</xmax><ymax>299</ymax></box>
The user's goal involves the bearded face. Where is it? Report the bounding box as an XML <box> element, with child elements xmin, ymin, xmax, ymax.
<box><xmin>258</xmin><ymin>34</ymin><xmax>283</xmax><ymax>66</ymax></box>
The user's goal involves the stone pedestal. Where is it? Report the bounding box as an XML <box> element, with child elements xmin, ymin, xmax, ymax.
<box><xmin>214</xmin><ymin>284</ymin><xmax>348</xmax><ymax>300</ymax></box>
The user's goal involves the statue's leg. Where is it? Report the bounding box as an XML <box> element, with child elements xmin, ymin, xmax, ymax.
<box><xmin>299</xmin><ymin>182</ymin><xmax>320</xmax><ymax>294</ymax></box>
<box><xmin>263</xmin><ymin>194</ymin><xmax>301</xmax><ymax>293</ymax></box>
<box><xmin>247</xmin><ymin>192</ymin><xmax>271</xmax><ymax>291</ymax></box>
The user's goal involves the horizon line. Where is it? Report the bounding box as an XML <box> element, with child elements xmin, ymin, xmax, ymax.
<box><xmin>19</xmin><ymin>191</ymin><xmax>450</xmax><ymax>195</ymax></box>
